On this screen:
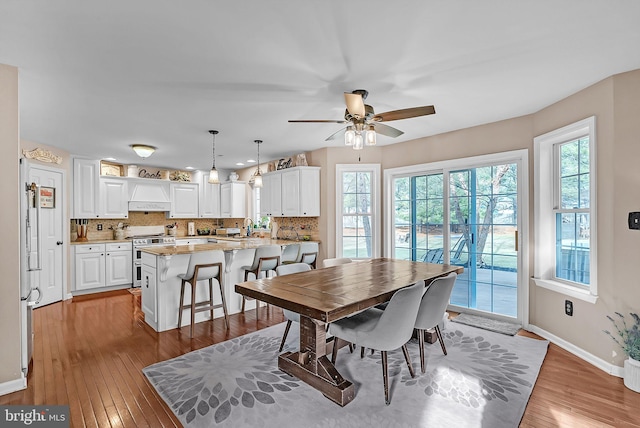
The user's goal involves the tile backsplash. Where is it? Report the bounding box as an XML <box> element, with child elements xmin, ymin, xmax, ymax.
<box><xmin>70</xmin><ymin>212</ymin><xmax>319</xmax><ymax>241</ymax></box>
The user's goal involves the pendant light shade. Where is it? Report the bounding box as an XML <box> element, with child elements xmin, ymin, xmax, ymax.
<box><xmin>208</xmin><ymin>130</ymin><xmax>219</xmax><ymax>184</ymax></box>
<box><xmin>353</xmin><ymin>132</ymin><xmax>364</xmax><ymax>150</ymax></box>
<box><xmin>365</xmin><ymin>125</ymin><xmax>376</xmax><ymax>146</ymax></box>
<box><xmin>253</xmin><ymin>139</ymin><xmax>263</xmax><ymax>188</ymax></box>
<box><xmin>344</xmin><ymin>126</ymin><xmax>355</xmax><ymax>146</ymax></box>
<box><xmin>131</xmin><ymin>144</ymin><xmax>156</xmax><ymax>159</ymax></box>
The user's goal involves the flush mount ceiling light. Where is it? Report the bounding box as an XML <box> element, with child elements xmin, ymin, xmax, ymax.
<box><xmin>252</xmin><ymin>140</ymin><xmax>263</xmax><ymax>188</ymax></box>
<box><xmin>208</xmin><ymin>130</ymin><xmax>219</xmax><ymax>184</ymax></box>
<box><xmin>130</xmin><ymin>144</ymin><xmax>156</xmax><ymax>159</ymax></box>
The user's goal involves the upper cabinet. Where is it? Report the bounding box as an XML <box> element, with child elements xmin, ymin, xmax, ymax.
<box><xmin>168</xmin><ymin>182</ymin><xmax>199</xmax><ymax>218</ymax></box>
<box><xmin>73</xmin><ymin>158</ymin><xmax>100</xmax><ymax>218</ymax></box>
<box><xmin>199</xmin><ymin>172</ymin><xmax>221</xmax><ymax>218</ymax></box>
<box><xmin>99</xmin><ymin>177</ymin><xmax>129</xmax><ymax>219</ymax></box>
<box><xmin>220</xmin><ymin>181</ymin><xmax>246</xmax><ymax>218</ymax></box>
<box><xmin>261</xmin><ymin>167</ymin><xmax>320</xmax><ymax>217</ymax></box>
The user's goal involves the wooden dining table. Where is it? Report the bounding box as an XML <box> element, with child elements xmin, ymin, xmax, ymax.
<box><xmin>234</xmin><ymin>257</ymin><xmax>463</xmax><ymax>406</ymax></box>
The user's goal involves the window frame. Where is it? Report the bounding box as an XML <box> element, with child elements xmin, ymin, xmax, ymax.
<box><xmin>533</xmin><ymin>116</ymin><xmax>598</xmax><ymax>303</ymax></box>
<box><xmin>335</xmin><ymin>164</ymin><xmax>381</xmax><ymax>259</ymax></box>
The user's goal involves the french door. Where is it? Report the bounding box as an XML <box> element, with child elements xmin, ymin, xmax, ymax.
<box><xmin>389</xmin><ymin>151</ymin><xmax>527</xmax><ymax>321</ymax></box>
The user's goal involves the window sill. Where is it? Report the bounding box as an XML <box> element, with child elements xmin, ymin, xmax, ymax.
<box><xmin>533</xmin><ymin>278</ymin><xmax>598</xmax><ymax>304</ymax></box>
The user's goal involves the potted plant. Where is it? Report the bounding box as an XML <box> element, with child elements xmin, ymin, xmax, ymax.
<box><xmin>605</xmin><ymin>312</ymin><xmax>640</xmax><ymax>392</ymax></box>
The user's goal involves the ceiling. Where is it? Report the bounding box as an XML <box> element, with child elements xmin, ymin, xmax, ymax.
<box><xmin>1</xmin><ymin>1</ymin><xmax>640</xmax><ymax>171</ymax></box>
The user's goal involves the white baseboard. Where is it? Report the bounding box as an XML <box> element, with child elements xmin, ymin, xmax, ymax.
<box><xmin>528</xmin><ymin>324</ymin><xmax>624</xmax><ymax>378</ymax></box>
<box><xmin>65</xmin><ymin>292</ymin><xmax>73</xmax><ymax>300</ymax></box>
<box><xmin>0</xmin><ymin>375</ymin><xmax>26</xmax><ymax>397</ymax></box>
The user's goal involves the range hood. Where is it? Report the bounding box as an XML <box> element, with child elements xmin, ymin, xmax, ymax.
<box><xmin>128</xmin><ymin>181</ymin><xmax>171</xmax><ymax>212</ymax></box>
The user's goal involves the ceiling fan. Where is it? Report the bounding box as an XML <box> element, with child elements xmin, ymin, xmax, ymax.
<box><xmin>289</xmin><ymin>89</ymin><xmax>435</xmax><ymax>149</ymax></box>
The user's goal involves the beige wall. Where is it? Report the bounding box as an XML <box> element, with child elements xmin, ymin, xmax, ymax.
<box><xmin>0</xmin><ymin>64</ymin><xmax>22</xmax><ymax>385</ymax></box>
<box><xmin>311</xmin><ymin>70</ymin><xmax>639</xmax><ymax>367</ymax></box>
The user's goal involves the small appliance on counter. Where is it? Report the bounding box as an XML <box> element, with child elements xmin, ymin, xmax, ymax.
<box><xmin>187</xmin><ymin>222</ymin><xmax>195</xmax><ymax>236</ymax></box>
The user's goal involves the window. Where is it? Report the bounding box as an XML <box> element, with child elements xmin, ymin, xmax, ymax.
<box><xmin>336</xmin><ymin>164</ymin><xmax>380</xmax><ymax>259</ymax></box>
<box><xmin>534</xmin><ymin>116</ymin><xmax>597</xmax><ymax>302</ymax></box>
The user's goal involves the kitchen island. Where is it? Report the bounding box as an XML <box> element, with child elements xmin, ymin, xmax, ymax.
<box><xmin>139</xmin><ymin>238</ymin><xmax>315</xmax><ymax>332</ymax></box>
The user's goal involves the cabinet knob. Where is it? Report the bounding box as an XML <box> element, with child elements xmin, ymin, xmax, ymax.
<box><xmin>56</xmin><ymin>241</ymin><xmax>63</xmax><ymax>245</ymax></box>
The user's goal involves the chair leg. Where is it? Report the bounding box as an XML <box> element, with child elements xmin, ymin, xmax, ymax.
<box><xmin>361</xmin><ymin>346</ymin><xmax>365</xmax><ymax>359</ymax></box>
<box><xmin>382</xmin><ymin>350</ymin><xmax>390</xmax><ymax>405</ymax></box>
<box><xmin>208</xmin><ymin>278</ymin><xmax>214</xmax><ymax>321</ymax></box>
<box><xmin>241</xmin><ymin>296</ymin><xmax>246</xmax><ymax>313</ymax></box>
<box><xmin>417</xmin><ymin>328</ymin><xmax>426</xmax><ymax>373</ymax></box>
<box><xmin>331</xmin><ymin>338</ymin><xmax>340</xmax><ymax>364</ymax></box>
<box><xmin>178</xmin><ymin>279</ymin><xmax>186</xmax><ymax>328</ymax></box>
<box><xmin>348</xmin><ymin>343</ymin><xmax>354</xmax><ymax>353</ymax></box>
<box><xmin>189</xmin><ymin>282</ymin><xmax>196</xmax><ymax>338</ymax></box>
<box><xmin>279</xmin><ymin>320</ymin><xmax>292</xmax><ymax>352</ymax></box>
<box><xmin>401</xmin><ymin>344</ymin><xmax>415</xmax><ymax>378</ymax></box>
<box><xmin>218</xmin><ymin>279</ymin><xmax>229</xmax><ymax>330</ymax></box>
<box><xmin>435</xmin><ymin>325</ymin><xmax>447</xmax><ymax>355</ymax></box>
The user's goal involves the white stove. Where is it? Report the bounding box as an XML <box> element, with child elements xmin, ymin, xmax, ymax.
<box><xmin>128</xmin><ymin>227</ymin><xmax>176</xmax><ymax>287</ymax></box>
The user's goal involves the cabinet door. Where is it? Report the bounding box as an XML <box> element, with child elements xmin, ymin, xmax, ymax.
<box><xmin>73</xmin><ymin>159</ymin><xmax>100</xmax><ymax>218</ymax></box>
<box><xmin>141</xmin><ymin>265</ymin><xmax>157</xmax><ymax>323</ymax></box>
<box><xmin>200</xmin><ymin>176</ymin><xmax>221</xmax><ymax>218</ymax></box>
<box><xmin>105</xmin><ymin>250</ymin><xmax>132</xmax><ymax>286</ymax></box>
<box><xmin>75</xmin><ymin>251</ymin><xmax>105</xmax><ymax>291</ymax></box>
<box><xmin>221</xmin><ymin>182</ymin><xmax>246</xmax><ymax>218</ymax></box>
<box><xmin>281</xmin><ymin>169</ymin><xmax>300</xmax><ymax>216</ymax></box>
<box><xmin>100</xmin><ymin>178</ymin><xmax>129</xmax><ymax>218</ymax></box>
<box><xmin>262</xmin><ymin>173</ymin><xmax>281</xmax><ymax>217</ymax></box>
<box><xmin>169</xmin><ymin>183</ymin><xmax>199</xmax><ymax>218</ymax></box>
<box><xmin>220</xmin><ymin>183</ymin><xmax>232</xmax><ymax>217</ymax></box>
<box><xmin>299</xmin><ymin>168</ymin><xmax>320</xmax><ymax>216</ymax></box>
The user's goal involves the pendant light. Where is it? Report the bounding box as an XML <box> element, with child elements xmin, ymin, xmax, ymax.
<box><xmin>208</xmin><ymin>130</ymin><xmax>219</xmax><ymax>184</ymax></box>
<box><xmin>253</xmin><ymin>139</ymin><xmax>263</xmax><ymax>188</ymax></box>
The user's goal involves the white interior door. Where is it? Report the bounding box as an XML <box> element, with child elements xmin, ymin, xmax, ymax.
<box><xmin>29</xmin><ymin>165</ymin><xmax>64</xmax><ymax>308</ymax></box>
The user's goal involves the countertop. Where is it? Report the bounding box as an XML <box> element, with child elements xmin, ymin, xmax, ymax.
<box><xmin>70</xmin><ymin>239</ymin><xmax>130</xmax><ymax>245</ymax></box>
<box><xmin>140</xmin><ymin>238</ymin><xmax>317</xmax><ymax>256</ymax></box>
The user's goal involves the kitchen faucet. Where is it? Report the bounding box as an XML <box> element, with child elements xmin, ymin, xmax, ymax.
<box><xmin>244</xmin><ymin>218</ymin><xmax>254</xmax><ymax>237</ymax></box>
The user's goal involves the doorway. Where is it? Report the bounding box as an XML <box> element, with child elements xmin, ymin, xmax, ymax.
<box><xmin>387</xmin><ymin>150</ymin><xmax>528</xmax><ymax>322</ymax></box>
<box><xmin>28</xmin><ymin>164</ymin><xmax>65</xmax><ymax>307</ymax></box>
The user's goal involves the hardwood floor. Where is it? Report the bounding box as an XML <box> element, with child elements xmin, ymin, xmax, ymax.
<box><xmin>1</xmin><ymin>290</ymin><xmax>638</xmax><ymax>427</ymax></box>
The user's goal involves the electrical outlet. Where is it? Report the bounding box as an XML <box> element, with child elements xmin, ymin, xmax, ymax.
<box><xmin>565</xmin><ymin>300</ymin><xmax>573</xmax><ymax>316</ymax></box>
<box><xmin>97</xmin><ymin>224</ymin><xmax>103</xmax><ymax>231</ymax></box>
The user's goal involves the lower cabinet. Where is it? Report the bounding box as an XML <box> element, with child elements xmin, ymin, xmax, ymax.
<box><xmin>72</xmin><ymin>242</ymin><xmax>132</xmax><ymax>293</ymax></box>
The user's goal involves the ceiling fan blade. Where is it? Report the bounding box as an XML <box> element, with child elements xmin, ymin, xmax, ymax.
<box><xmin>372</xmin><ymin>122</ymin><xmax>404</xmax><ymax>138</ymax></box>
<box><xmin>344</xmin><ymin>92</ymin><xmax>365</xmax><ymax>118</ymax></box>
<box><xmin>288</xmin><ymin>119</ymin><xmax>347</xmax><ymax>123</ymax></box>
<box><xmin>374</xmin><ymin>105</ymin><xmax>436</xmax><ymax>122</ymax></box>
<box><xmin>325</xmin><ymin>126</ymin><xmax>348</xmax><ymax>141</ymax></box>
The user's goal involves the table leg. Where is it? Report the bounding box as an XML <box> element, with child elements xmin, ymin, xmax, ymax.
<box><xmin>278</xmin><ymin>315</ymin><xmax>355</xmax><ymax>406</ymax></box>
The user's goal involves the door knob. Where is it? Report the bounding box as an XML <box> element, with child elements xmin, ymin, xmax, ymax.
<box><xmin>56</xmin><ymin>241</ymin><xmax>63</xmax><ymax>245</ymax></box>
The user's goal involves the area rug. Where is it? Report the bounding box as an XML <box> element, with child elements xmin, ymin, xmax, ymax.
<box><xmin>451</xmin><ymin>313</ymin><xmax>522</xmax><ymax>336</ymax></box>
<box><xmin>143</xmin><ymin>321</ymin><xmax>547</xmax><ymax>427</ymax></box>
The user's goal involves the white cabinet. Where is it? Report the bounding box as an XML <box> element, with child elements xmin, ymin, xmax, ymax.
<box><xmin>72</xmin><ymin>242</ymin><xmax>132</xmax><ymax>293</ymax></box>
<box><xmin>199</xmin><ymin>172</ymin><xmax>221</xmax><ymax>218</ymax></box>
<box><xmin>261</xmin><ymin>173</ymin><xmax>282</xmax><ymax>217</ymax></box>
<box><xmin>141</xmin><ymin>252</ymin><xmax>157</xmax><ymax>324</ymax></box>
<box><xmin>99</xmin><ymin>177</ymin><xmax>129</xmax><ymax>218</ymax></box>
<box><xmin>74</xmin><ymin>245</ymin><xmax>105</xmax><ymax>291</ymax></box>
<box><xmin>169</xmin><ymin>182</ymin><xmax>199</xmax><ymax>218</ymax></box>
<box><xmin>261</xmin><ymin>167</ymin><xmax>320</xmax><ymax>217</ymax></box>
<box><xmin>220</xmin><ymin>182</ymin><xmax>246</xmax><ymax>218</ymax></box>
<box><xmin>73</xmin><ymin>158</ymin><xmax>100</xmax><ymax>218</ymax></box>
<box><xmin>105</xmin><ymin>243</ymin><xmax>132</xmax><ymax>286</ymax></box>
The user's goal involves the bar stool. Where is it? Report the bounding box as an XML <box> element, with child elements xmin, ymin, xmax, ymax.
<box><xmin>178</xmin><ymin>250</ymin><xmax>229</xmax><ymax>337</ymax></box>
<box><xmin>283</xmin><ymin>242</ymin><xmax>318</xmax><ymax>269</ymax></box>
<box><xmin>280</xmin><ymin>243</ymin><xmax>300</xmax><ymax>264</ymax></box>
<box><xmin>240</xmin><ymin>245</ymin><xmax>281</xmax><ymax>314</ymax></box>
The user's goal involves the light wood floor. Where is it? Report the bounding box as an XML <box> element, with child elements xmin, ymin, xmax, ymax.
<box><xmin>1</xmin><ymin>290</ymin><xmax>639</xmax><ymax>427</ymax></box>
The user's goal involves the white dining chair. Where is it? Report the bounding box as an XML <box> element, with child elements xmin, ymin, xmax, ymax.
<box><xmin>275</xmin><ymin>263</ymin><xmax>312</xmax><ymax>351</ymax></box>
<box><xmin>414</xmin><ymin>272</ymin><xmax>457</xmax><ymax>372</ymax></box>
<box><xmin>177</xmin><ymin>250</ymin><xmax>228</xmax><ymax>337</ymax></box>
<box><xmin>321</xmin><ymin>257</ymin><xmax>352</xmax><ymax>268</ymax></box>
<box><xmin>328</xmin><ymin>281</ymin><xmax>425</xmax><ymax>405</ymax></box>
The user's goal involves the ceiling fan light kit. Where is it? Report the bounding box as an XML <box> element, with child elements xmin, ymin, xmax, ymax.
<box><xmin>131</xmin><ymin>144</ymin><xmax>156</xmax><ymax>159</ymax></box>
<box><xmin>208</xmin><ymin>130</ymin><xmax>220</xmax><ymax>184</ymax></box>
<box><xmin>289</xmin><ymin>89</ymin><xmax>435</xmax><ymax>150</ymax></box>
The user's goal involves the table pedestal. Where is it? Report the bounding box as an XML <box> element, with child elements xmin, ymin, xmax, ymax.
<box><xmin>278</xmin><ymin>316</ymin><xmax>355</xmax><ymax>406</ymax></box>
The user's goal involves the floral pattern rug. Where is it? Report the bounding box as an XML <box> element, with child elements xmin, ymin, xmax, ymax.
<box><xmin>143</xmin><ymin>321</ymin><xmax>548</xmax><ymax>427</ymax></box>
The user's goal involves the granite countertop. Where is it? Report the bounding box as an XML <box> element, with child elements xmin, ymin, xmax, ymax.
<box><xmin>141</xmin><ymin>238</ymin><xmax>318</xmax><ymax>256</ymax></box>
<box><xmin>70</xmin><ymin>239</ymin><xmax>131</xmax><ymax>245</ymax></box>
